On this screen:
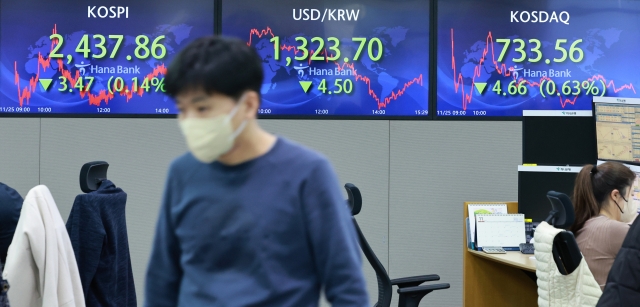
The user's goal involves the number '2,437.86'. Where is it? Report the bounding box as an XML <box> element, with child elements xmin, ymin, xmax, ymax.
<box><xmin>49</xmin><ymin>34</ymin><xmax>167</xmax><ymax>60</ymax></box>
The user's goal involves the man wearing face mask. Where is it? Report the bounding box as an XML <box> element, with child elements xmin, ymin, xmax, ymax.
<box><xmin>144</xmin><ymin>36</ymin><xmax>368</xmax><ymax>307</ymax></box>
<box><xmin>571</xmin><ymin>162</ymin><xmax>638</xmax><ymax>290</ymax></box>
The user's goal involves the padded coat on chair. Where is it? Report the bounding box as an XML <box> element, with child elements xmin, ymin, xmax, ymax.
<box><xmin>344</xmin><ymin>183</ymin><xmax>450</xmax><ymax>307</ymax></box>
<box><xmin>535</xmin><ymin>191</ymin><xmax>602</xmax><ymax>306</ymax></box>
<box><xmin>534</xmin><ymin>222</ymin><xmax>602</xmax><ymax>306</ymax></box>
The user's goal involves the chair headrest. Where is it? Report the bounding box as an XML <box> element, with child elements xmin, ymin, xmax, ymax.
<box><xmin>80</xmin><ymin>161</ymin><xmax>109</xmax><ymax>193</ymax></box>
<box><xmin>546</xmin><ymin>191</ymin><xmax>575</xmax><ymax>229</ymax></box>
<box><xmin>344</xmin><ymin>183</ymin><xmax>362</xmax><ymax>216</ymax></box>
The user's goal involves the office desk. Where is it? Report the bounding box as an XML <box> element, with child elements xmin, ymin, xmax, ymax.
<box><xmin>463</xmin><ymin>202</ymin><xmax>538</xmax><ymax>307</ymax></box>
<box><xmin>468</xmin><ymin>249</ymin><xmax>536</xmax><ymax>272</ymax></box>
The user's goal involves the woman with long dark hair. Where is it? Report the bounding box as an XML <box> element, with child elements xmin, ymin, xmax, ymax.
<box><xmin>572</xmin><ymin>161</ymin><xmax>637</xmax><ymax>289</ymax></box>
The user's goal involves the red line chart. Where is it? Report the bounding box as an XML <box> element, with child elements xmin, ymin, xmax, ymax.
<box><xmin>449</xmin><ymin>28</ymin><xmax>636</xmax><ymax>110</ymax></box>
<box><xmin>13</xmin><ymin>24</ymin><xmax>167</xmax><ymax>107</ymax></box>
<box><xmin>248</xmin><ymin>26</ymin><xmax>424</xmax><ymax>110</ymax></box>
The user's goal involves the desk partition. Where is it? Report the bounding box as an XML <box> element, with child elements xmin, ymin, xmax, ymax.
<box><xmin>463</xmin><ymin>201</ymin><xmax>537</xmax><ymax>307</ymax></box>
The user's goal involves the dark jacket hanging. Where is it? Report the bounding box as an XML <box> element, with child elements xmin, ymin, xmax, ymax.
<box><xmin>0</xmin><ymin>182</ymin><xmax>23</xmax><ymax>307</ymax></box>
<box><xmin>66</xmin><ymin>180</ymin><xmax>136</xmax><ymax>307</ymax></box>
<box><xmin>597</xmin><ymin>216</ymin><xmax>640</xmax><ymax>306</ymax></box>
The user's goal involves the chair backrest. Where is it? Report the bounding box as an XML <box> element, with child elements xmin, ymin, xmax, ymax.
<box><xmin>552</xmin><ymin>231</ymin><xmax>582</xmax><ymax>275</ymax></box>
<box><xmin>345</xmin><ymin>183</ymin><xmax>392</xmax><ymax>307</ymax></box>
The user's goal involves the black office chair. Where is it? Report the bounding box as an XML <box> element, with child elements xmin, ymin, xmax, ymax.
<box><xmin>545</xmin><ymin>191</ymin><xmax>581</xmax><ymax>275</ymax></box>
<box><xmin>344</xmin><ymin>183</ymin><xmax>450</xmax><ymax>307</ymax></box>
<box><xmin>545</xmin><ymin>191</ymin><xmax>575</xmax><ymax>230</ymax></box>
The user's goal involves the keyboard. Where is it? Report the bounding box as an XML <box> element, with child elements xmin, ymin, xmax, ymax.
<box><xmin>519</xmin><ymin>243</ymin><xmax>534</xmax><ymax>254</ymax></box>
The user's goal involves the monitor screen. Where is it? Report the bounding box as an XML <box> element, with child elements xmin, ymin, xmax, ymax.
<box><xmin>522</xmin><ymin>111</ymin><xmax>597</xmax><ymax>166</ymax></box>
<box><xmin>518</xmin><ymin>166</ymin><xmax>580</xmax><ymax>222</ymax></box>
<box><xmin>437</xmin><ymin>0</ymin><xmax>640</xmax><ymax>118</ymax></box>
<box><xmin>593</xmin><ymin>97</ymin><xmax>640</xmax><ymax>164</ymax></box>
<box><xmin>221</xmin><ymin>0</ymin><xmax>430</xmax><ymax>118</ymax></box>
<box><xmin>0</xmin><ymin>0</ymin><xmax>214</xmax><ymax>116</ymax></box>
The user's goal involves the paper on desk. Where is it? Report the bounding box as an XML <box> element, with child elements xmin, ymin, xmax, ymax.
<box><xmin>475</xmin><ymin>214</ymin><xmax>525</xmax><ymax>250</ymax></box>
<box><xmin>467</xmin><ymin>204</ymin><xmax>507</xmax><ymax>244</ymax></box>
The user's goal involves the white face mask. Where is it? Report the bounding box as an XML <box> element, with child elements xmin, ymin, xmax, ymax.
<box><xmin>616</xmin><ymin>192</ymin><xmax>638</xmax><ymax>223</ymax></box>
<box><xmin>178</xmin><ymin>101</ymin><xmax>247</xmax><ymax>164</ymax></box>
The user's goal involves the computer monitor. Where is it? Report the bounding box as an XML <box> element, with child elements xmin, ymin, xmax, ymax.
<box><xmin>593</xmin><ymin>97</ymin><xmax>640</xmax><ymax>165</ymax></box>
<box><xmin>523</xmin><ymin>110</ymin><xmax>597</xmax><ymax>166</ymax></box>
<box><xmin>518</xmin><ymin>166</ymin><xmax>581</xmax><ymax>222</ymax></box>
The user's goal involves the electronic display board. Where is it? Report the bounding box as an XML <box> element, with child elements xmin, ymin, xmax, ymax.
<box><xmin>437</xmin><ymin>0</ymin><xmax>640</xmax><ymax>117</ymax></box>
<box><xmin>222</xmin><ymin>0</ymin><xmax>430</xmax><ymax>117</ymax></box>
<box><xmin>0</xmin><ymin>0</ymin><xmax>214</xmax><ymax>116</ymax></box>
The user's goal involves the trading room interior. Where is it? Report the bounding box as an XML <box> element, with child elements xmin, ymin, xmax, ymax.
<box><xmin>2</xmin><ymin>0</ymin><xmax>640</xmax><ymax>306</ymax></box>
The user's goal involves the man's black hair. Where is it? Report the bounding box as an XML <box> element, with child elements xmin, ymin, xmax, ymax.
<box><xmin>164</xmin><ymin>36</ymin><xmax>263</xmax><ymax>100</ymax></box>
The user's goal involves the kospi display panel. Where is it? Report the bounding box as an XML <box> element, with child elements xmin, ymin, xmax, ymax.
<box><xmin>437</xmin><ymin>0</ymin><xmax>640</xmax><ymax>118</ymax></box>
<box><xmin>222</xmin><ymin>0</ymin><xmax>430</xmax><ymax>118</ymax></box>
<box><xmin>0</xmin><ymin>0</ymin><xmax>214</xmax><ymax>116</ymax></box>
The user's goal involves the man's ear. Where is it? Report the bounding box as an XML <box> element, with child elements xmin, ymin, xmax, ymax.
<box><xmin>243</xmin><ymin>91</ymin><xmax>260</xmax><ymax>118</ymax></box>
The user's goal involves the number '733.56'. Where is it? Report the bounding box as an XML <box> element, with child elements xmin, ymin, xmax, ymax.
<box><xmin>496</xmin><ymin>38</ymin><xmax>584</xmax><ymax>63</ymax></box>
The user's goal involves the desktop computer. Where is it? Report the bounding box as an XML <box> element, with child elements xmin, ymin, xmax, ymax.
<box><xmin>522</xmin><ymin>110</ymin><xmax>597</xmax><ymax>166</ymax></box>
<box><xmin>593</xmin><ymin>97</ymin><xmax>640</xmax><ymax>213</ymax></box>
<box><xmin>520</xmin><ymin>110</ymin><xmax>595</xmax><ymax>222</ymax></box>
<box><xmin>593</xmin><ymin>97</ymin><xmax>640</xmax><ymax>165</ymax></box>
<box><xmin>518</xmin><ymin>166</ymin><xmax>581</xmax><ymax>222</ymax></box>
